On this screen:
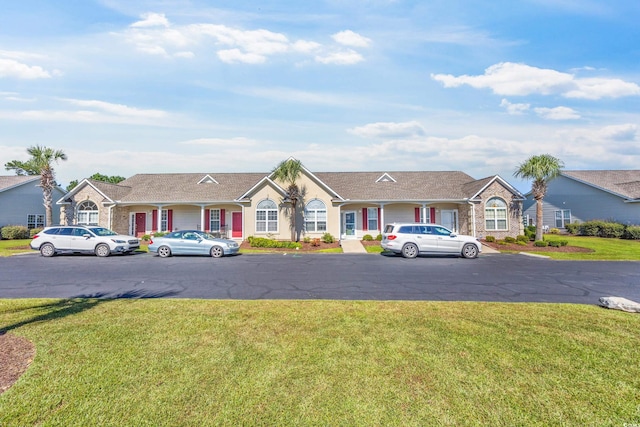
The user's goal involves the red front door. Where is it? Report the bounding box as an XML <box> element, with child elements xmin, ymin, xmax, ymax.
<box><xmin>135</xmin><ymin>213</ymin><xmax>146</xmax><ymax>237</ymax></box>
<box><xmin>232</xmin><ymin>212</ymin><xmax>242</xmax><ymax>238</ymax></box>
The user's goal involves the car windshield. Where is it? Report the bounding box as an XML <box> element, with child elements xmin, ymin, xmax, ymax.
<box><xmin>87</xmin><ymin>227</ymin><xmax>118</xmax><ymax>236</ymax></box>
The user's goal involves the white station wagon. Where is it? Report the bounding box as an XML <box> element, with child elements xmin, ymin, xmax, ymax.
<box><xmin>381</xmin><ymin>223</ymin><xmax>482</xmax><ymax>259</ymax></box>
<box><xmin>30</xmin><ymin>225</ymin><xmax>140</xmax><ymax>257</ymax></box>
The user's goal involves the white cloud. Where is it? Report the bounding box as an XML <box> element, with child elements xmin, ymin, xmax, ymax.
<box><xmin>217</xmin><ymin>49</ymin><xmax>266</xmax><ymax>64</ymax></box>
<box><xmin>331</xmin><ymin>30</ymin><xmax>372</xmax><ymax>48</ymax></box>
<box><xmin>131</xmin><ymin>12</ymin><xmax>170</xmax><ymax>28</ymax></box>
<box><xmin>63</xmin><ymin>99</ymin><xmax>167</xmax><ymax>119</ymax></box>
<box><xmin>0</xmin><ymin>58</ymin><xmax>52</xmax><ymax>79</ymax></box>
<box><xmin>432</xmin><ymin>62</ymin><xmax>640</xmax><ymax>99</ymax></box>
<box><xmin>500</xmin><ymin>99</ymin><xmax>530</xmax><ymax>115</ymax></box>
<box><xmin>348</xmin><ymin>121</ymin><xmax>426</xmax><ymax>138</ymax></box>
<box><xmin>561</xmin><ymin>123</ymin><xmax>638</xmax><ymax>142</ymax></box>
<box><xmin>315</xmin><ymin>49</ymin><xmax>364</xmax><ymax>65</ymax></box>
<box><xmin>119</xmin><ymin>13</ymin><xmax>367</xmax><ymax>65</ymax></box>
<box><xmin>534</xmin><ymin>106</ymin><xmax>580</xmax><ymax>120</ymax></box>
<box><xmin>180</xmin><ymin>137</ymin><xmax>259</xmax><ymax>147</ymax></box>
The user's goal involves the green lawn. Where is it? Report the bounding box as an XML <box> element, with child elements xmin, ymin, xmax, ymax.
<box><xmin>1</xmin><ymin>299</ymin><xmax>639</xmax><ymax>426</ymax></box>
<box><xmin>536</xmin><ymin>235</ymin><xmax>640</xmax><ymax>260</ymax></box>
<box><xmin>0</xmin><ymin>239</ymin><xmax>32</xmax><ymax>257</ymax></box>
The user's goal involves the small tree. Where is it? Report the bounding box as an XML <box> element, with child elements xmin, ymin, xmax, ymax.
<box><xmin>5</xmin><ymin>145</ymin><xmax>68</xmax><ymax>227</ymax></box>
<box><xmin>67</xmin><ymin>173</ymin><xmax>126</xmax><ymax>191</ymax></box>
<box><xmin>271</xmin><ymin>159</ymin><xmax>303</xmax><ymax>241</ymax></box>
<box><xmin>514</xmin><ymin>154</ymin><xmax>564</xmax><ymax>241</ymax></box>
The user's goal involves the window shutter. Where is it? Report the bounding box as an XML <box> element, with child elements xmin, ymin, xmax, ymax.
<box><xmin>152</xmin><ymin>210</ymin><xmax>158</xmax><ymax>232</ymax></box>
<box><xmin>204</xmin><ymin>209</ymin><xmax>210</xmax><ymax>232</ymax></box>
<box><xmin>430</xmin><ymin>208</ymin><xmax>436</xmax><ymax>224</ymax></box>
<box><xmin>414</xmin><ymin>208</ymin><xmax>420</xmax><ymax>222</ymax></box>
<box><xmin>363</xmin><ymin>209</ymin><xmax>368</xmax><ymax>231</ymax></box>
<box><xmin>168</xmin><ymin>209</ymin><xmax>173</xmax><ymax>231</ymax></box>
<box><xmin>221</xmin><ymin>209</ymin><xmax>226</xmax><ymax>227</ymax></box>
<box><xmin>377</xmin><ymin>209</ymin><xmax>381</xmax><ymax>231</ymax></box>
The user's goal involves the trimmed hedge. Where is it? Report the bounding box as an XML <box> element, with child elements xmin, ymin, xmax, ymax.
<box><xmin>246</xmin><ymin>236</ymin><xmax>302</xmax><ymax>249</ymax></box>
<box><xmin>565</xmin><ymin>220</ymin><xmax>638</xmax><ymax>239</ymax></box>
<box><xmin>1</xmin><ymin>225</ymin><xmax>29</xmax><ymax>240</ymax></box>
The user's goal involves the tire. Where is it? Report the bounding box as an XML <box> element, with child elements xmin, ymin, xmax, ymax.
<box><xmin>157</xmin><ymin>246</ymin><xmax>171</xmax><ymax>258</ymax></box>
<box><xmin>462</xmin><ymin>243</ymin><xmax>479</xmax><ymax>259</ymax></box>
<box><xmin>40</xmin><ymin>243</ymin><xmax>55</xmax><ymax>257</ymax></box>
<box><xmin>95</xmin><ymin>243</ymin><xmax>111</xmax><ymax>257</ymax></box>
<box><xmin>210</xmin><ymin>246</ymin><xmax>224</xmax><ymax>258</ymax></box>
<box><xmin>401</xmin><ymin>243</ymin><xmax>418</xmax><ymax>259</ymax></box>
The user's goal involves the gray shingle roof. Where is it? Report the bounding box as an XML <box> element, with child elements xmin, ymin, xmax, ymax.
<box><xmin>115</xmin><ymin>173</ymin><xmax>267</xmax><ymax>203</ymax></box>
<box><xmin>562</xmin><ymin>170</ymin><xmax>640</xmax><ymax>200</ymax></box>
<box><xmin>314</xmin><ymin>171</ymin><xmax>481</xmax><ymax>200</ymax></box>
<box><xmin>83</xmin><ymin>170</ymin><xmax>514</xmax><ymax>203</ymax></box>
<box><xmin>0</xmin><ymin>175</ymin><xmax>40</xmax><ymax>192</ymax></box>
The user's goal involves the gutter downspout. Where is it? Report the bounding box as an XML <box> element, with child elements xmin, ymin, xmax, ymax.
<box><xmin>468</xmin><ymin>201</ymin><xmax>477</xmax><ymax>238</ymax></box>
<box><xmin>107</xmin><ymin>204</ymin><xmax>115</xmax><ymax>231</ymax></box>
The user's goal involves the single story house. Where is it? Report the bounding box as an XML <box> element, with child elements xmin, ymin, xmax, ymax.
<box><xmin>523</xmin><ymin>170</ymin><xmax>640</xmax><ymax>229</ymax></box>
<box><xmin>0</xmin><ymin>175</ymin><xmax>64</xmax><ymax>230</ymax></box>
<box><xmin>58</xmin><ymin>160</ymin><xmax>525</xmax><ymax>240</ymax></box>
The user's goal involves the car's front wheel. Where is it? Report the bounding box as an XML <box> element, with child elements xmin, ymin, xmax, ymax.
<box><xmin>462</xmin><ymin>243</ymin><xmax>479</xmax><ymax>259</ymax></box>
<box><xmin>401</xmin><ymin>243</ymin><xmax>418</xmax><ymax>259</ymax></box>
<box><xmin>157</xmin><ymin>246</ymin><xmax>171</xmax><ymax>258</ymax></box>
<box><xmin>95</xmin><ymin>243</ymin><xmax>111</xmax><ymax>257</ymax></box>
<box><xmin>210</xmin><ymin>246</ymin><xmax>224</xmax><ymax>258</ymax></box>
<box><xmin>40</xmin><ymin>243</ymin><xmax>55</xmax><ymax>257</ymax></box>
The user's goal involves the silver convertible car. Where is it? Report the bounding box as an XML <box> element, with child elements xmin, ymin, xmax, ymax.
<box><xmin>148</xmin><ymin>230</ymin><xmax>240</xmax><ymax>258</ymax></box>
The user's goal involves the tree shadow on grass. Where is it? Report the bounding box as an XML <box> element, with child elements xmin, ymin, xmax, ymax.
<box><xmin>0</xmin><ymin>289</ymin><xmax>180</xmax><ymax>335</ymax></box>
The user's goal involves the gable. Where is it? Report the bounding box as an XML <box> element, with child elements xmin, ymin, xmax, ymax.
<box><xmin>562</xmin><ymin>170</ymin><xmax>640</xmax><ymax>200</ymax></box>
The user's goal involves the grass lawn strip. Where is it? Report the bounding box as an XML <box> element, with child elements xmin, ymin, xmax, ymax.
<box><xmin>1</xmin><ymin>299</ymin><xmax>639</xmax><ymax>426</ymax></box>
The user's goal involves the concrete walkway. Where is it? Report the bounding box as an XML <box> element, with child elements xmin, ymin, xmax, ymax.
<box><xmin>340</xmin><ymin>239</ymin><xmax>368</xmax><ymax>254</ymax></box>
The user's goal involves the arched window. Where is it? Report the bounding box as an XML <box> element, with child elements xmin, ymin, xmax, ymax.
<box><xmin>485</xmin><ymin>197</ymin><xmax>507</xmax><ymax>230</ymax></box>
<box><xmin>77</xmin><ymin>200</ymin><xmax>99</xmax><ymax>225</ymax></box>
<box><xmin>305</xmin><ymin>199</ymin><xmax>327</xmax><ymax>232</ymax></box>
<box><xmin>256</xmin><ymin>199</ymin><xmax>278</xmax><ymax>233</ymax></box>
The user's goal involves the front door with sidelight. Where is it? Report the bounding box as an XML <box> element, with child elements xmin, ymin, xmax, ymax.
<box><xmin>342</xmin><ymin>211</ymin><xmax>356</xmax><ymax>239</ymax></box>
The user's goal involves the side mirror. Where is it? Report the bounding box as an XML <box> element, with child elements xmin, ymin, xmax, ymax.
<box><xmin>83</xmin><ymin>233</ymin><xmax>92</xmax><ymax>238</ymax></box>
<box><xmin>449</xmin><ymin>232</ymin><xmax>457</xmax><ymax>238</ymax></box>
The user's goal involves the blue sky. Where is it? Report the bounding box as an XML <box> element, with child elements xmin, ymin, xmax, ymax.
<box><xmin>1</xmin><ymin>0</ymin><xmax>639</xmax><ymax>191</ymax></box>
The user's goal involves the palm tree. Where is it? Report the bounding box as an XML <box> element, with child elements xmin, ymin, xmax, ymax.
<box><xmin>5</xmin><ymin>145</ymin><xmax>68</xmax><ymax>226</ymax></box>
<box><xmin>271</xmin><ymin>158</ymin><xmax>303</xmax><ymax>241</ymax></box>
<box><xmin>514</xmin><ymin>154</ymin><xmax>564</xmax><ymax>241</ymax></box>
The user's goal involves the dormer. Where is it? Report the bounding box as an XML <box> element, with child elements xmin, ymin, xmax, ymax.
<box><xmin>198</xmin><ymin>174</ymin><xmax>219</xmax><ymax>184</ymax></box>
<box><xmin>376</xmin><ymin>173</ymin><xmax>396</xmax><ymax>183</ymax></box>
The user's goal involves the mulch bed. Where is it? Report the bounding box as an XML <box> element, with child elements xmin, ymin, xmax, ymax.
<box><xmin>0</xmin><ymin>333</ymin><xmax>35</xmax><ymax>394</ymax></box>
<box><xmin>240</xmin><ymin>240</ymin><xmax>342</xmax><ymax>252</ymax></box>
<box><xmin>482</xmin><ymin>241</ymin><xmax>594</xmax><ymax>253</ymax></box>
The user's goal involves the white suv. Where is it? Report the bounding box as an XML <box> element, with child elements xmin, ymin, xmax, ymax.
<box><xmin>381</xmin><ymin>223</ymin><xmax>481</xmax><ymax>259</ymax></box>
<box><xmin>30</xmin><ymin>225</ymin><xmax>140</xmax><ymax>257</ymax></box>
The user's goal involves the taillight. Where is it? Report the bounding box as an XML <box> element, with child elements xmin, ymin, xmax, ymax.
<box><xmin>149</xmin><ymin>239</ymin><xmax>154</xmax><ymax>245</ymax></box>
<box><xmin>387</xmin><ymin>235</ymin><xmax>397</xmax><ymax>240</ymax></box>
<box><xmin>32</xmin><ymin>234</ymin><xmax>40</xmax><ymax>240</ymax></box>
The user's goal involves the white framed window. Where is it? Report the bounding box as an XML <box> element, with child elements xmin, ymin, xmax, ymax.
<box><xmin>256</xmin><ymin>199</ymin><xmax>278</xmax><ymax>233</ymax></box>
<box><xmin>27</xmin><ymin>214</ymin><xmax>45</xmax><ymax>229</ymax></box>
<box><xmin>485</xmin><ymin>197</ymin><xmax>507</xmax><ymax>230</ymax></box>
<box><xmin>161</xmin><ymin>209</ymin><xmax>168</xmax><ymax>232</ymax></box>
<box><xmin>77</xmin><ymin>201</ymin><xmax>99</xmax><ymax>225</ymax></box>
<box><xmin>305</xmin><ymin>199</ymin><xmax>327</xmax><ymax>232</ymax></box>
<box><xmin>209</xmin><ymin>209</ymin><xmax>221</xmax><ymax>232</ymax></box>
<box><xmin>367</xmin><ymin>207</ymin><xmax>378</xmax><ymax>231</ymax></box>
<box><xmin>555</xmin><ymin>210</ymin><xmax>571</xmax><ymax>228</ymax></box>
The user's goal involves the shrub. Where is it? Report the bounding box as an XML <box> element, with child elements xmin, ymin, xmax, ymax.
<box><xmin>549</xmin><ymin>228</ymin><xmax>560</xmax><ymax>234</ymax></box>
<box><xmin>559</xmin><ymin>240</ymin><xmax>569</xmax><ymax>246</ymax></box>
<box><xmin>516</xmin><ymin>241</ymin><xmax>527</xmax><ymax>246</ymax></box>
<box><xmin>247</xmin><ymin>236</ymin><xmax>302</xmax><ymax>249</ymax></box>
<box><xmin>311</xmin><ymin>238</ymin><xmax>321</xmax><ymax>247</ymax></box>
<box><xmin>497</xmin><ymin>240</ymin><xmax>508</xmax><ymax>245</ymax></box>
<box><xmin>599</xmin><ymin>222</ymin><xmax>625</xmax><ymax>238</ymax></box>
<box><xmin>1</xmin><ymin>225</ymin><xmax>29</xmax><ymax>240</ymax></box>
<box><xmin>321</xmin><ymin>233</ymin><xmax>336</xmax><ymax>244</ymax></box>
<box><xmin>580</xmin><ymin>220</ymin><xmax>604</xmax><ymax>236</ymax></box>
<box><xmin>623</xmin><ymin>225</ymin><xmax>640</xmax><ymax>240</ymax></box>
<box><xmin>524</xmin><ymin>228</ymin><xmax>536</xmax><ymax>241</ymax></box>
<box><xmin>548</xmin><ymin>240</ymin><xmax>562</xmax><ymax>248</ymax></box>
<box><xmin>362</xmin><ymin>234</ymin><xmax>374</xmax><ymax>241</ymax></box>
<box><xmin>30</xmin><ymin>227</ymin><xmax>43</xmax><ymax>237</ymax></box>
<box><xmin>534</xmin><ymin>240</ymin><xmax>548</xmax><ymax>247</ymax></box>
<box><xmin>565</xmin><ymin>223</ymin><xmax>580</xmax><ymax>235</ymax></box>
<box><xmin>375</xmin><ymin>234</ymin><xmax>382</xmax><ymax>241</ymax></box>
<box><xmin>141</xmin><ymin>234</ymin><xmax>151</xmax><ymax>242</ymax></box>
<box><xmin>485</xmin><ymin>236</ymin><xmax>495</xmax><ymax>242</ymax></box>
<box><xmin>152</xmin><ymin>231</ymin><xmax>167</xmax><ymax>237</ymax></box>
<box><xmin>504</xmin><ymin>236</ymin><xmax>516</xmax><ymax>244</ymax></box>
<box><xmin>516</xmin><ymin>235</ymin><xmax>529</xmax><ymax>243</ymax></box>
<box><xmin>303</xmin><ymin>236</ymin><xmax>311</xmax><ymax>244</ymax></box>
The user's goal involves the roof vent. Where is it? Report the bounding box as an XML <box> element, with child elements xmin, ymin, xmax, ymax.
<box><xmin>198</xmin><ymin>175</ymin><xmax>218</xmax><ymax>184</ymax></box>
<box><xmin>376</xmin><ymin>173</ymin><xmax>396</xmax><ymax>183</ymax></box>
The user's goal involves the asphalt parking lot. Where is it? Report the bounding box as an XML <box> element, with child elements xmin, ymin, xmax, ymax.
<box><xmin>1</xmin><ymin>252</ymin><xmax>639</xmax><ymax>305</ymax></box>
